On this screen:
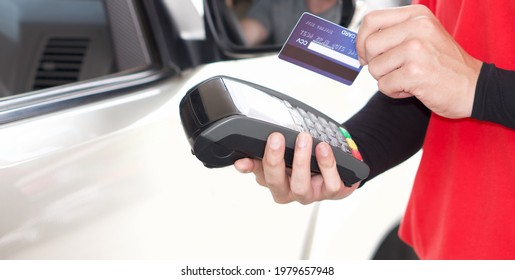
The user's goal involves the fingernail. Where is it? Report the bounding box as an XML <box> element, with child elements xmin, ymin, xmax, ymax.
<box><xmin>319</xmin><ymin>143</ymin><xmax>329</xmax><ymax>157</ymax></box>
<box><xmin>269</xmin><ymin>134</ymin><xmax>281</xmax><ymax>150</ymax></box>
<box><xmin>297</xmin><ymin>133</ymin><xmax>308</xmax><ymax>148</ymax></box>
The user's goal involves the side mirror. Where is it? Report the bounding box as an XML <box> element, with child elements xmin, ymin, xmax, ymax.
<box><xmin>204</xmin><ymin>0</ymin><xmax>356</xmax><ymax>57</ymax></box>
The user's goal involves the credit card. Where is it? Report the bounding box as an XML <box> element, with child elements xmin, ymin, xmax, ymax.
<box><xmin>279</xmin><ymin>12</ymin><xmax>362</xmax><ymax>85</ymax></box>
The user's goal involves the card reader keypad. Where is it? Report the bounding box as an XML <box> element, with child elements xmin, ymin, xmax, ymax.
<box><xmin>284</xmin><ymin>100</ymin><xmax>363</xmax><ymax>161</ymax></box>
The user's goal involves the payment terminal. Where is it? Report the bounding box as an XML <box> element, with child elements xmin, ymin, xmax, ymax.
<box><xmin>179</xmin><ymin>76</ymin><xmax>369</xmax><ymax>186</ymax></box>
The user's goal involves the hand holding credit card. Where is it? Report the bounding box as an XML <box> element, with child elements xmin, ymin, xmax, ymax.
<box><xmin>279</xmin><ymin>12</ymin><xmax>362</xmax><ymax>85</ymax></box>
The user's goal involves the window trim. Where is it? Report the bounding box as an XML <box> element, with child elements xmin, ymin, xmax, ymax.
<box><xmin>0</xmin><ymin>67</ymin><xmax>172</xmax><ymax>125</ymax></box>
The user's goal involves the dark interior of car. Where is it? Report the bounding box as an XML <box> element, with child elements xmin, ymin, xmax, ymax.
<box><xmin>0</xmin><ymin>0</ymin><xmax>115</xmax><ymax>97</ymax></box>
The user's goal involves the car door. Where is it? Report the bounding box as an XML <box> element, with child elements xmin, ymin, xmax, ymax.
<box><xmin>0</xmin><ymin>0</ymin><xmax>318</xmax><ymax>259</ymax></box>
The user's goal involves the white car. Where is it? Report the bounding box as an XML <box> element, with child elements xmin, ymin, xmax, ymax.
<box><xmin>0</xmin><ymin>0</ymin><xmax>418</xmax><ymax>259</ymax></box>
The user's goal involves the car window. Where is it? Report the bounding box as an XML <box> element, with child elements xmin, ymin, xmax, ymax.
<box><xmin>203</xmin><ymin>0</ymin><xmax>357</xmax><ymax>58</ymax></box>
<box><xmin>0</xmin><ymin>0</ymin><xmax>115</xmax><ymax>96</ymax></box>
<box><xmin>0</xmin><ymin>0</ymin><xmax>169</xmax><ymax>124</ymax></box>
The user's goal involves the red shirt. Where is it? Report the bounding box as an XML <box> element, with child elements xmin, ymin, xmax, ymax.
<box><xmin>399</xmin><ymin>0</ymin><xmax>515</xmax><ymax>259</ymax></box>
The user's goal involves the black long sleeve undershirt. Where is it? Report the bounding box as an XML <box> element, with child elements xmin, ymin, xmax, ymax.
<box><xmin>343</xmin><ymin>62</ymin><xmax>515</xmax><ymax>185</ymax></box>
<box><xmin>343</xmin><ymin>93</ymin><xmax>431</xmax><ymax>184</ymax></box>
<box><xmin>472</xmin><ymin>63</ymin><xmax>515</xmax><ymax>129</ymax></box>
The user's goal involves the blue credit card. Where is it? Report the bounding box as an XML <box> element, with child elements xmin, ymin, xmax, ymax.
<box><xmin>279</xmin><ymin>12</ymin><xmax>362</xmax><ymax>85</ymax></box>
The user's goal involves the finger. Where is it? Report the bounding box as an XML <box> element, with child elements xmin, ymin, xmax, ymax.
<box><xmin>314</xmin><ymin>142</ymin><xmax>345</xmax><ymax>197</ymax></box>
<box><xmin>234</xmin><ymin>158</ymin><xmax>268</xmax><ymax>185</ymax></box>
<box><xmin>361</xmin><ymin>20</ymin><xmax>417</xmax><ymax>72</ymax></box>
<box><xmin>357</xmin><ymin>5</ymin><xmax>431</xmax><ymax>64</ymax></box>
<box><xmin>377</xmin><ymin>65</ymin><xmax>419</xmax><ymax>99</ymax></box>
<box><xmin>289</xmin><ymin>132</ymin><xmax>315</xmax><ymax>204</ymax></box>
<box><xmin>251</xmin><ymin>160</ymin><xmax>267</xmax><ymax>186</ymax></box>
<box><xmin>262</xmin><ymin>132</ymin><xmax>292</xmax><ymax>203</ymax></box>
<box><xmin>367</xmin><ymin>36</ymin><xmax>425</xmax><ymax>81</ymax></box>
<box><xmin>234</xmin><ymin>158</ymin><xmax>256</xmax><ymax>173</ymax></box>
<box><xmin>316</xmin><ymin>143</ymin><xmax>359</xmax><ymax>198</ymax></box>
